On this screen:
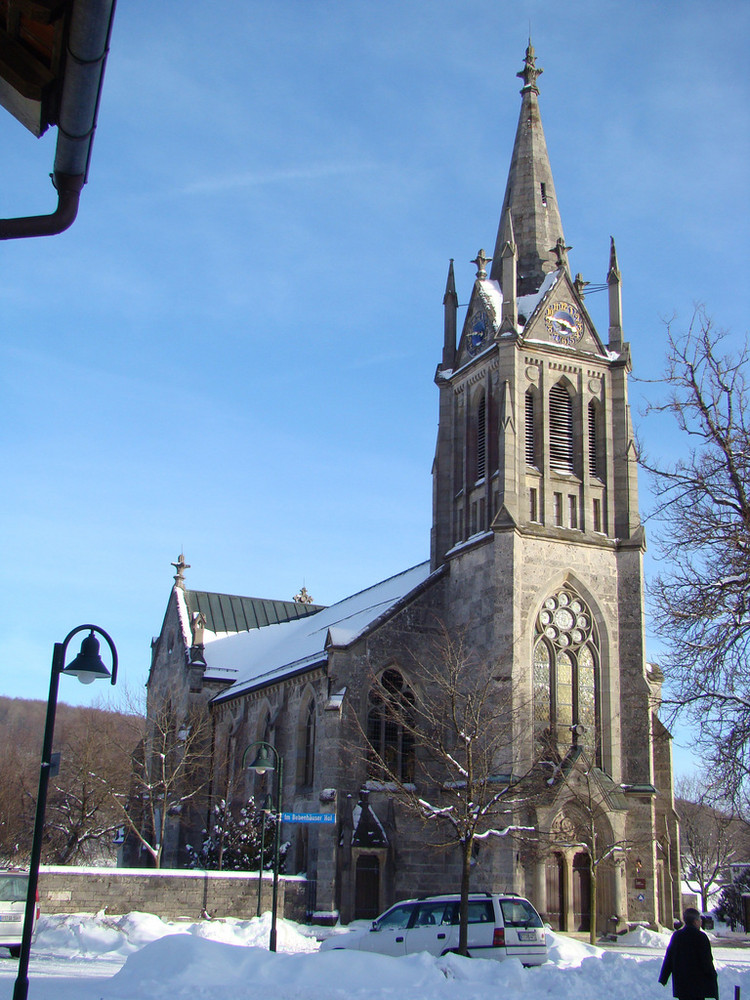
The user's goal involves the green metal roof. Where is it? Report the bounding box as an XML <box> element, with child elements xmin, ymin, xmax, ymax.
<box><xmin>184</xmin><ymin>590</ymin><xmax>325</xmax><ymax>635</ymax></box>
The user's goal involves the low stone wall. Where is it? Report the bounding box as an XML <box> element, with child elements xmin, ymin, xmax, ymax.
<box><xmin>38</xmin><ymin>866</ymin><xmax>308</xmax><ymax>923</ymax></box>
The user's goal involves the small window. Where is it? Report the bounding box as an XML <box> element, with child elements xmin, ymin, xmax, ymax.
<box><xmin>554</xmin><ymin>492</ymin><xmax>563</xmax><ymax>526</ymax></box>
<box><xmin>568</xmin><ymin>494</ymin><xmax>577</xmax><ymax>529</ymax></box>
<box><xmin>540</xmin><ymin>182</ymin><xmax>547</xmax><ymax>206</ymax></box>
<box><xmin>529</xmin><ymin>487</ymin><xmax>538</xmax><ymax>523</ymax></box>
<box><xmin>593</xmin><ymin>498</ymin><xmax>602</xmax><ymax>533</ymax></box>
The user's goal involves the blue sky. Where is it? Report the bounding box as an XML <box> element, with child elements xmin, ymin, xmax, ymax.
<box><xmin>1</xmin><ymin>1</ymin><xmax>748</xmax><ymax>778</ymax></box>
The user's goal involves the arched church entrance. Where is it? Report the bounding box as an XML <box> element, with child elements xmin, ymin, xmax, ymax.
<box><xmin>354</xmin><ymin>854</ymin><xmax>381</xmax><ymax>920</ymax></box>
<box><xmin>545</xmin><ymin>851</ymin><xmax>565</xmax><ymax>930</ymax></box>
<box><xmin>572</xmin><ymin>852</ymin><xmax>591</xmax><ymax>932</ymax></box>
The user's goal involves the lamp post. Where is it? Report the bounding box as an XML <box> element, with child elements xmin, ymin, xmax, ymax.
<box><xmin>256</xmin><ymin>793</ymin><xmax>273</xmax><ymax>918</ymax></box>
<box><xmin>243</xmin><ymin>742</ymin><xmax>283</xmax><ymax>952</ymax></box>
<box><xmin>13</xmin><ymin>625</ymin><xmax>117</xmax><ymax>1000</ymax></box>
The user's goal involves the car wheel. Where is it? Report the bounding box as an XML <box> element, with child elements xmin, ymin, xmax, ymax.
<box><xmin>8</xmin><ymin>946</ymin><xmax>21</xmax><ymax>959</ymax></box>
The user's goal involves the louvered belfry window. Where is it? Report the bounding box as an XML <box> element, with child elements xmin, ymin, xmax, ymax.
<box><xmin>549</xmin><ymin>383</ymin><xmax>574</xmax><ymax>473</ymax></box>
<box><xmin>525</xmin><ymin>391</ymin><xmax>536</xmax><ymax>466</ymax></box>
<box><xmin>476</xmin><ymin>395</ymin><xmax>486</xmax><ymax>480</ymax></box>
<box><xmin>588</xmin><ymin>402</ymin><xmax>598</xmax><ymax>477</ymax></box>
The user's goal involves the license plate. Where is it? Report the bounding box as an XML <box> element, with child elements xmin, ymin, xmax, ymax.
<box><xmin>0</xmin><ymin>914</ymin><xmax>21</xmax><ymax>922</ymax></box>
<box><xmin>518</xmin><ymin>931</ymin><xmax>536</xmax><ymax>941</ymax></box>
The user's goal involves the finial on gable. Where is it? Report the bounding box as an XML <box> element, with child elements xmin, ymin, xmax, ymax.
<box><xmin>172</xmin><ymin>552</ymin><xmax>190</xmax><ymax>589</ymax></box>
<box><xmin>471</xmin><ymin>249</ymin><xmax>492</xmax><ymax>279</ymax></box>
<box><xmin>550</xmin><ymin>237</ymin><xmax>572</xmax><ymax>272</ymax></box>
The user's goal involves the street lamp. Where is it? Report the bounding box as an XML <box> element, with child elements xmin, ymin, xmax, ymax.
<box><xmin>12</xmin><ymin>625</ymin><xmax>117</xmax><ymax>1000</ymax></box>
<box><xmin>242</xmin><ymin>742</ymin><xmax>283</xmax><ymax>952</ymax></box>
<box><xmin>256</xmin><ymin>793</ymin><xmax>274</xmax><ymax>918</ymax></box>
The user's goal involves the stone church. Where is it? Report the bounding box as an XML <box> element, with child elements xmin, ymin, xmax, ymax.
<box><xmin>145</xmin><ymin>44</ymin><xmax>680</xmax><ymax>933</ymax></box>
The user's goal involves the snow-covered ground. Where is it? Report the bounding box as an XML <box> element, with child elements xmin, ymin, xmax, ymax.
<box><xmin>0</xmin><ymin>911</ymin><xmax>749</xmax><ymax>1000</ymax></box>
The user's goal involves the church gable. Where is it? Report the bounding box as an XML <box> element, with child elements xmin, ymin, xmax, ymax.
<box><xmin>455</xmin><ymin>254</ymin><xmax>503</xmax><ymax>368</ymax></box>
<box><xmin>519</xmin><ymin>271</ymin><xmax>606</xmax><ymax>357</ymax></box>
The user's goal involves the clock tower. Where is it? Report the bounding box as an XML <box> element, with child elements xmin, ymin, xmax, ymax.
<box><xmin>429</xmin><ymin>43</ymin><xmax>678</xmax><ymax>931</ymax></box>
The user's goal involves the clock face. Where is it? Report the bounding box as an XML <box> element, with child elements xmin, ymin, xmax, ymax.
<box><xmin>544</xmin><ymin>301</ymin><xmax>583</xmax><ymax>346</ymax></box>
<box><xmin>466</xmin><ymin>309</ymin><xmax>488</xmax><ymax>356</ymax></box>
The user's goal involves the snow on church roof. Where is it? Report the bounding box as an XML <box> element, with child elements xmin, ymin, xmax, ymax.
<box><xmin>208</xmin><ymin>561</ymin><xmax>435</xmax><ymax>702</ymax></box>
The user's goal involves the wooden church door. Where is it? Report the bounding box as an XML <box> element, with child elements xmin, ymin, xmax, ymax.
<box><xmin>354</xmin><ymin>854</ymin><xmax>381</xmax><ymax>920</ymax></box>
<box><xmin>572</xmin><ymin>852</ymin><xmax>591</xmax><ymax>931</ymax></box>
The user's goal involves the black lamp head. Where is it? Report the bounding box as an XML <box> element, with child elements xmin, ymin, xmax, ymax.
<box><xmin>61</xmin><ymin>630</ymin><xmax>112</xmax><ymax>685</ymax></box>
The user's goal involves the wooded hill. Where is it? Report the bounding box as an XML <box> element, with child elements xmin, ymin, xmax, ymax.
<box><xmin>0</xmin><ymin>695</ymin><xmax>143</xmax><ymax>866</ymax></box>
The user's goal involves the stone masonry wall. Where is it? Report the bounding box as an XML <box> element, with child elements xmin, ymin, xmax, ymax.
<box><xmin>38</xmin><ymin>867</ymin><xmax>307</xmax><ymax>923</ymax></box>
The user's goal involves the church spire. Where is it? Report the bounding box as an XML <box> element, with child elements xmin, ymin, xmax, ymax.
<box><xmin>441</xmin><ymin>258</ymin><xmax>457</xmax><ymax>369</ymax></box>
<box><xmin>490</xmin><ymin>42</ymin><xmax>565</xmax><ymax>297</ymax></box>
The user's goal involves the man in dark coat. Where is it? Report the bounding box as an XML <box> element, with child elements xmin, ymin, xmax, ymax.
<box><xmin>659</xmin><ymin>908</ymin><xmax>718</xmax><ymax>1000</ymax></box>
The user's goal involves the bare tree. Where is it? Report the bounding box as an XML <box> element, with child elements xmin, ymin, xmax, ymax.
<box><xmin>676</xmin><ymin>776</ymin><xmax>739</xmax><ymax>912</ymax></box>
<box><xmin>105</xmin><ymin>690</ymin><xmax>213</xmax><ymax>868</ymax></box>
<box><xmin>352</xmin><ymin>624</ymin><xmax>535</xmax><ymax>955</ymax></box>
<box><xmin>642</xmin><ymin>309</ymin><xmax>750</xmax><ymax>809</ymax></box>
<box><xmin>0</xmin><ymin>733</ymin><xmax>35</xmax><ymax>865</ymax></box>
<box><xmin>44</xmin><ymin>707</ymin><xmax>136</xmax><ymax>864</ymax></box>
<box><xmin>0</xmin><ymin>698</ymin><xmax>139</xmax><ymax>866</ymax></box>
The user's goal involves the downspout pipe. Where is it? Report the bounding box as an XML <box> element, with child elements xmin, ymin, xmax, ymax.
<box><xmin>0</xmin><ymin>0</ymin><xmax>117</xmax><ymax>240</ymax></box>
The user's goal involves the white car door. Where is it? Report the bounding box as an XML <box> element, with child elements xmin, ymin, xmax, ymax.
<box><xmin>358</xmin><ymin>903</ymin><xmax>414</xmax><ymax>956</ymax></box>
<box><xmin>402</xmin><ymin>901</ymin><xmax>455</xmax><ymax>956</ymax></box>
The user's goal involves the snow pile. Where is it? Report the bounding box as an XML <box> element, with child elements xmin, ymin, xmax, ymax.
<box><xmin>8</xmin><ymin>911</ymin><xmax>750</xmax><ymax>1000</ymax></box>
<box><xmin>545</xmin><ymin>928</ymin><xmax>603</xmax><ymax>965</ymax></box>
<box><xmin>617</xmin><ymin>925</ymin><xmax>673</xmax><ymax>949</ymax></box>
<box><xmin>32</xmin><ymin>910</ymin><xmax>318</xmax><ymax>959</ymax></box>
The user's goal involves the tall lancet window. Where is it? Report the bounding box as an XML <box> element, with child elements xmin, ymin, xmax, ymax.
<box><xmin>476</xmin><ymin>394</ymin><xmax>486</xmax><ymax>480</ymax></box>
<box><xmin>588</xmin><ymin>401</ymin><xmax>599</xmax><ymax>478</ymax></box>
<box><xmin>525</xmin><ymin>391</ymin><xmax>536</xmax><ymax>466</ymax></box>
<box><xmin>366</xmin><ymin>669</ymin><xmax>415</xmax><ymax>782</ymax></box>
<box><xmin>533</xmin><ymin>587</ymin><xmax>599</xmax><ymax>761</ymax></box>
<box><xmin>549</xmin><ymin>383</ymin><xmax>574</xmax><ymax>473</ymax></box>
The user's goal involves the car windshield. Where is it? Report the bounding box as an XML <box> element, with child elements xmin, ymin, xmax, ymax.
<box><xmin>500</xmin><ymin>899</ymin><xmax>542</xmax><ymax>928</ymax></box>
<box><xmin>0</xmin><ymin>876</ymin><xmax>27</xmax><ymax>902</ymax></box>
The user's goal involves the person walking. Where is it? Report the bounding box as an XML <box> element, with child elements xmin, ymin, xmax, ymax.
<box><xmin>659</xmin><ymin>908</ymin><xmax>719</xmax><ymax>1000</ymax></box>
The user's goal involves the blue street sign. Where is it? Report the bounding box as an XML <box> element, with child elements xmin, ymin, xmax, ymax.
<box><xmin>281</xmin><ymin>812</ymin><xmax>335</xmax><ymax>825</ymax></box>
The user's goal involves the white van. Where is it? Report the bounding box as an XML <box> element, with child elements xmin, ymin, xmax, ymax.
<box><xmin>320</xmin><ymin>892</ymin><xmax>547</xmax><ymax>965</ymax></box>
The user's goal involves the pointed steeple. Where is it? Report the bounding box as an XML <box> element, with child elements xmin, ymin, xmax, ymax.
<box><xmin>490</xmin><ymin>42</ymin><xmax>565</xmax><ymax>297</ymax></box>
<box><xmin>607</xmin><ymin>236</ymin><xmax>623</xmax><ymax>350</ymax></box>
<box><xmin>441</xmin><ymin>258</ymin><xmax>457</xmax><ymax>369</ymax></box>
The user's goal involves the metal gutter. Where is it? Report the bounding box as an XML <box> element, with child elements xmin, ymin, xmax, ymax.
<box><xmin>0</xmin><ymin>0</ymin><xmax>117</xmax><ymax>240</ymax></box>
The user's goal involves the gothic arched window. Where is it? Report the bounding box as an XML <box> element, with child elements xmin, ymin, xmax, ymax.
<box><xmin>296</xmin><ymin>696</ymin><xmax>316</xmax><ymax>789</ymax></box>
<box><xmin>549</xmin><ymin>382</ymin><xmax>574</xmax><ymax>473</ymax></box>
<box><xmin>366</xmin><ymin>669</ymin><xmax>415</xmax><ymax>782</ymax></box>
<box><xmin>533</xmin><ymin>587</ymin><xmax>599</xmax><ymax>760</ymax></box>
<box><xmin>303</xmin><ymin>698</ymin><xmax>315</xmax><ymax>787</ymax></box>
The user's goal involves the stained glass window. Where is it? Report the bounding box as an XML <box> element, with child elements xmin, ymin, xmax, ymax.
<box><xmin>533</xmin><ymin>587</ymin><xmax>600</xmax><ymax>759</ymax></box>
